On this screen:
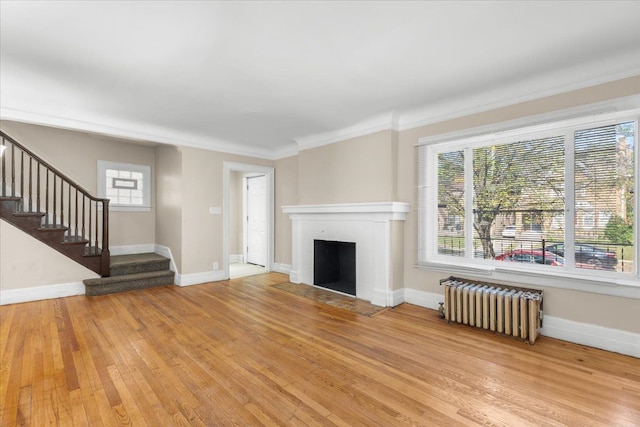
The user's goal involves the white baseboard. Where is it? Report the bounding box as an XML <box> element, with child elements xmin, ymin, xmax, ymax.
<box><xmin>289</xmin><ymin>270</ymin><xmax>301</xmax><ymax>283</ymax></box>
<box><xmin>176</xmin><ymin>270</ymin><xmax>226</xmax><ymax>287</ymax></box>
<box><xmin>391</xmin><ymin>289</ymin><xmax>406</xmax><ymax>307</ymax></box>
<box><xmin>272</xmin><ymin>262</ymin><xmax>291</xmax><ymax>275</ymax></box>
<box><xmin>110</xmin><ymin>244</ymin><xmax>155</xmax><ymax>256</ymax></box>
<box><xmin>229</xmin><ymin>254</ymin><xmax>244</xmax><ymax>264</ymax></box>
<box><xmin>154</xmin><ymin>244</ymin><xmax>178</xmax><ymax>274</ymax></box>
<box><xmin>541</xmin><ymin>316</ymin><xmax>640</xmax><ymax>358</ymax></box>
<box><xmin>402</xmin><ymin>288</ymin><xmax>442</xmax><ymax>311</ymax></box>
<box><xmin>0</xmin><ymin>282</ymin><xmax>85</xmax><ymax>305</ymax></box>
<box><xmin>370</xmin><ymin>290</ymin><xmax>387</xmax><ymax>307</ymax></box>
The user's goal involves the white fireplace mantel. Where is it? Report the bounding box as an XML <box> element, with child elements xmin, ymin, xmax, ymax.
<box><xmin>283</xmin><ymin>202</ymin><xmax>410</xmax><ymax>306</ymax></box>
<box><xmin>283</xmin><ymin>202</ymin><xmax>410</xmax><ymax>218</ymax></box>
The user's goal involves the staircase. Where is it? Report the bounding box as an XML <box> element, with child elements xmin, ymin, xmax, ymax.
<box><xmin>1</xmin><ymin>130</ymin><xmax>176</xmax><ymax>297</ymax></box>
<box><xmin>83</xmin><ymin>253</ymin><xmax>175</xmax><ymax>296</ymax></box>
<box><xmin>0</xmin><ymin>195</ymin><xmax>106</xmax><ymax>272</ymax></box>
<box><xmin>0</xmin><ymin>130</ymin><xmax>110</xmax><ymax>276</ymax></box>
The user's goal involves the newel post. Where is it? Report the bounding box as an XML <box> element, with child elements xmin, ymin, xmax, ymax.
<box><xmin>100</xmin><ymin>198</ymin><xmax>110</xmax><ymax>277</ymax></box>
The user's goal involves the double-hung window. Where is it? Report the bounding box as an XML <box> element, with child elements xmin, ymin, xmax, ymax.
<box><xmin>418</xmin><ymin>109</ymin><xmax>639</xmax><ymax>288</ymax></box>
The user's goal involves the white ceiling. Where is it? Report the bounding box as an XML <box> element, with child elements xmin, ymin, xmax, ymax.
<box><xmin>1</xmin><ymin>1</ymin><xmax>639</xmax><ymax>159</ymax></box>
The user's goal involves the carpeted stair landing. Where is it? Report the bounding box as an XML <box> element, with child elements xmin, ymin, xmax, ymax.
<box><xmin>83</xmin><ymin>253</ymin><xmax>175</xmax><ymax>296</ymax></box>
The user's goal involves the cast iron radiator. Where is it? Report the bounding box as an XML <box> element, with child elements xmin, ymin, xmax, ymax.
<box><xmin>440</xmin><ymin>276</ymin><xmax>543</xmax><ymax>344</ymax></box>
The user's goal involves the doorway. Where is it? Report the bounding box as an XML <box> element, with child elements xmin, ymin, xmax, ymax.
<box><xmin>223</xmin><ymin>162</ymin><xmax>274</xmax><ymax>280</ymax></box>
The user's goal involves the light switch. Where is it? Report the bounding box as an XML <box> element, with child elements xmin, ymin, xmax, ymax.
<box><xmin>209</xmin><ymin>207</ymin><xmax>222</xmax><ymax>214</ymax></box>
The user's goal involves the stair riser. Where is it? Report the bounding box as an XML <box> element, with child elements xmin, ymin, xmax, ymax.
<box><xmin>85</xmin><ymin>275</ymin><xmax>175</xmax><ymax>296</ymax></box>
<box><xmin>0</xmin><ymin>213</ymin><xmax>43</xmax><ymax>231</ymax></box>
<box><xmin>0</xmin><ymin>198</ymin><xmax>21</xmax><ymax>213</ymax></box>
<box><xmin>110</xmin><ymin>260</ymin><xmax>171</xmax><ymax>276</ymax></box>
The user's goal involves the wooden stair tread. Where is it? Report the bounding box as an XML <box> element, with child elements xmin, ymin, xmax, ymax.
<box><xmin>11</xmin><ymin>211</ymin><xmax>45</xmax><ymax>217</ymax></box>
<box><xmin>62</xmin><ymin>235</ymin><xmax>90</xmax><ymax>244</ymax></box>
<box><xmin>39</xmin><ymin>225</ymin><xmax>69</xmax><ymax>231</ymax></box>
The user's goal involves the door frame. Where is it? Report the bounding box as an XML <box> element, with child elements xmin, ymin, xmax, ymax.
<box><xmin>222</xmin><ymin>162</ymin><xmax>274</xmax><ymax>279</ymax></box>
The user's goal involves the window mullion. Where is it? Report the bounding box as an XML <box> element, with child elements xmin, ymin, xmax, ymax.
<box><xmin>635</xmin><ymin>118</ymin><xmax>640</xmax><ymax>278</ymax></box>
<box><xmin>564</xmin><ymin>131</ymin><xmax>576</xmax><ymax>269</ymax></box>
<box><xmin>464</xmin><ymin>147</ymin><xmax>474</xmax><ymax>259</ymax></box>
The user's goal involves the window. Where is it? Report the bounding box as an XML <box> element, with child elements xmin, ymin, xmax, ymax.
<box><xmin>418</xmin><ymin>110</ymin><xmax>639</xmax><ymax>288</ymax></box>
<box><xmin>97</xmin><ymin>161</ymin><xmax>151</xmax><ymax>211</ymax></box>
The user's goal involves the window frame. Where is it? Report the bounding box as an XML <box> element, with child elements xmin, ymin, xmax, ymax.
<box><xmin>97</xmin><ymin>160</ymin><xmax>152</xmax><ymax>212</ymax></box>
<box><xmin>417</xmin><ymin>106</ymin><xmax>640</xmax><ymax>298</ymax></box>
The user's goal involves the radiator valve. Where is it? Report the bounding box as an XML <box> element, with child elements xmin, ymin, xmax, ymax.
<box><xmin>438</xmin><ymin>302</ymin><xmax>445</xmax><ymax>318</ymax></box>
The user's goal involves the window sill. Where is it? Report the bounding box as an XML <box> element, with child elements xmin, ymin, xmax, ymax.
<box><xmin>416</xmin><ymin>259</ymin><xmax>640</xmax><ymax>299</ymax></box>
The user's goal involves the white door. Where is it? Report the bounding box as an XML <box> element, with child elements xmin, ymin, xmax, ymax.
<box><xmin>246</xmin><ymin>175</ymin><xmax>267</xmax><ymax>266</ymax></box>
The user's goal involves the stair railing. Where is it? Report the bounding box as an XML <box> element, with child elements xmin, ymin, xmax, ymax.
<box><xmin>0</xmin><ymin>130</ymin><xmax>110</xmax><ymax>276</ymax></box>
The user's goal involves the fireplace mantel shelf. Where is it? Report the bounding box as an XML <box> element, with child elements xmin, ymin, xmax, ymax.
<box><xmin>282</xmin><ymin>202</ymin><xmax>410</xmax><ymax>218</ymax></box>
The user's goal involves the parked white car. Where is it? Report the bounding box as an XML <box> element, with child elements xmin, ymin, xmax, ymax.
<box><xmin>502</xmin><ymin>225</ymin><xmax>516</xmax><ymax>238</ymax></box>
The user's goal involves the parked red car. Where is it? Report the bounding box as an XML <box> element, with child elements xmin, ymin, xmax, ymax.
<box><xmin>495</xmin><ymin>249</ymin><xmax>564</xmax><ymax>266</ymax></box>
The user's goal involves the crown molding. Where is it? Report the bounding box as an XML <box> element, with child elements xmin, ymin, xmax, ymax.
<box><xmin>0</xmin><ymin>107</ymin><xmax>280</xmax><ymax>160</ymax></box>
<box><xmin>294</xmin><ymin>111</ymin><xmax>398</xmax><ymax>151</ymax></box>
<box><xmin>272</xmin><ymin>142</ymin><xmax>300</xmax><ymax>160</ymax></box>
<box><xmin>398</xmin><ymin>66</ymin><xmax>640</xmax><ymax>133</ymax></box>
<box><xmin>290</xmin><ymin>67</ymin><xmax>640</xmax><ymax>152</ymax></box>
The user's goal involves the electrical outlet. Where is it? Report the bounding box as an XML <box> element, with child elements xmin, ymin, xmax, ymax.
<box><xmin>213</xmin><ymin>262</ymin><xmax>219</xmax><ymax>270</ymax></box>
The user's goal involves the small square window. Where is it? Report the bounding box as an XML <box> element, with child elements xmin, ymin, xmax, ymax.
<box><xmin>98</xmin><ymin>161</ymin><xmax>151</xmax><ymax>212</ymax></box>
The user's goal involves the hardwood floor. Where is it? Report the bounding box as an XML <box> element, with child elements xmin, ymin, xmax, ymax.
<box><xmin>1</xmin><ymin>273</ymin><xmax>639</xmax><ymax>426</ymax></box>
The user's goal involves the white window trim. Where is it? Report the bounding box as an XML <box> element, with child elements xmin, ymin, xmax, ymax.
<box><xmin>97</xmin><ymin>160</ymin><xmax>151</xmax><ymax>212</ymax></box>
<box><xmin>417</xmin><ymin>102</ymin><xmax>640</xmax><ymax>299</ymax></box>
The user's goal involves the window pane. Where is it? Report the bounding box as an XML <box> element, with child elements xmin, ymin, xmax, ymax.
<box><xmin>574</xmin><ymin>122</ymin><xmax>635</xmax><ymax>273</ymax></box>
<box><xmin>474</xmin><ymin>136</ymin><xmax>564</xmax><ymax>263</ymax></box>
<box><xmin>437</xmin><ymin>151</ymin><xmax>465</xmax><ymax>256</ymax></box>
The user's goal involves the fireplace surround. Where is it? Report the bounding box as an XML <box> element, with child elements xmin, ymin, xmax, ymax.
<box><xmin>282</xmin><ymin>202</ymin><xmax>410</xmax><ymax>306</ymax></box>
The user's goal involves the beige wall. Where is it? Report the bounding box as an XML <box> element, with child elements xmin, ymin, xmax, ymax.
<box><xmin>179</xmin><ymin>147</ymin><xmax>272</xmax><ymax>275</ymax></box>
<box><xmin>0</xmin><ymin>220</ymin><xmax>98</xmax><ymax>290</ymax></box>
<box><xmin>297</xmin><ymin>130</ymin><xmax>397</xmax><ymax>204</ymax></box>
<box><xmin>274</xmin><ymin>155</ymin><xmax>298</xmax><ymax>266</ymax></box>
<box><xmin>155</xmin><ymin>145</ymin><xmax>183</xmax><ymax>269</ymax></box>
<box><xmin>396</xmin><ymin>75</ymin><xmax>640</xmax><ymax>333</ymax></box>
<box><xmin>0</xmin><ymin>121</ymin><xmax>157</xmax><ymax>247</ymax></box>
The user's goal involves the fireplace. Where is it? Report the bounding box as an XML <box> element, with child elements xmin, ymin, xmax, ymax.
<box><xmin>314</xmin><ymin>240</ymin><xmax>356</xmax><ymax>295</ymax></box>
<box><xmin>283</xmin><ymin>202</ymin><xmax>410</xmax><ymax>306</ymax></box>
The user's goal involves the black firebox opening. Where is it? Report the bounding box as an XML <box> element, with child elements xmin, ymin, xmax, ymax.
<box><xmin>313</xmin><ymin>240</ymin><xmax>356</xmax><ymax>296</ymax></box>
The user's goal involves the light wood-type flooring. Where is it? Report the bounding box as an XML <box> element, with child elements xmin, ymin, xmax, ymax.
<box><xmin>1</xmin><ymin>272</ymin><xmax>639</xmax><ymax>426</ymax></box>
